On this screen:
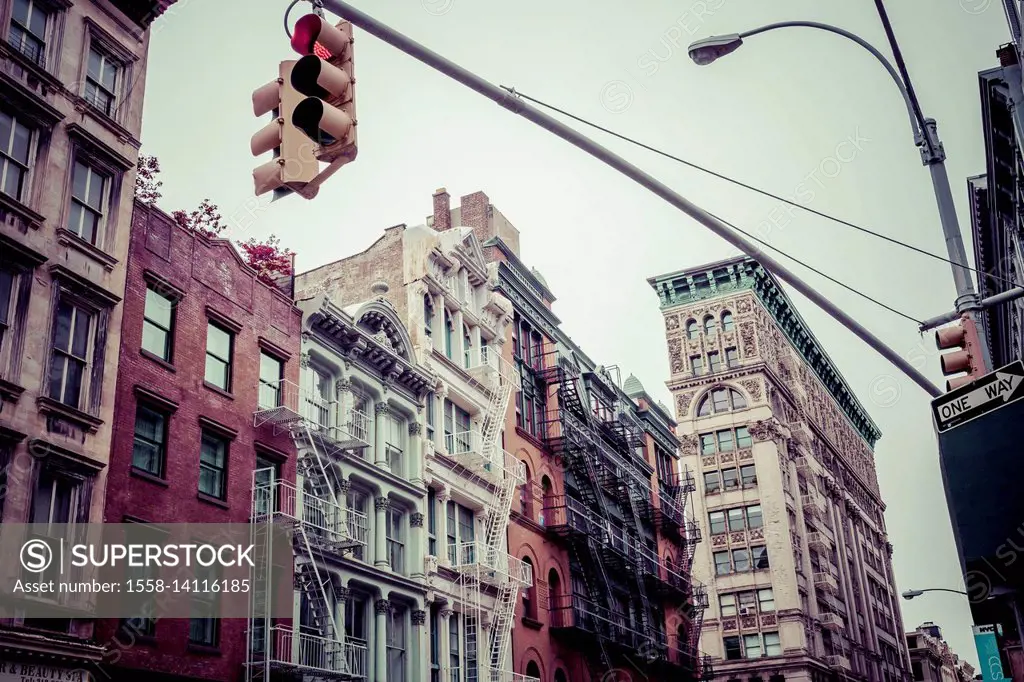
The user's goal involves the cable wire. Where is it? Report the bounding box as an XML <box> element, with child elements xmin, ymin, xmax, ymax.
<box><xmin>500</xmin><ymin>85</ymin><xmax>1017</xmax><ymax>290</ymax></box>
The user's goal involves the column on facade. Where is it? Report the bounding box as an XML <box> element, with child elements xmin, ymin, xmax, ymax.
<box><xmin>337</xmin><ymin>478</ymin><xmax>351</xmax><ymax>543</ymax></box>
<box><xmin>375</xmin><ymin>402</ymin><xmax>390</xmax><ymax>467</ymax></box>
<box><xmin>454</xmin><ymin>309</ymin><xmax>466</xmax><ymax>368</ymax></box>
<box><xmin>430</xmin><ymin>291</ymin><xmax>443</xmax><ymax>353</ymax></box>
<box><xmin>410</xmin><ymin>510</ymin><xmax>426</xmax><ymax>579</ymax></box>
<box><xmin>374</xmin><ymin>599</ymin><xmax>389</xmax><ymax>682</ymax></box>
<box><xmin>437</xmin><ymin>488</ymin><xmax>451</xmax><ymax>566</ymax></box>
<box><xmin>375</xmin><ymin>496</ymin><xmax>390</xmax><ymax>569</ymax></box>
<box><xmin>335</xmin><ymin>376</ymin><xmax>353</xmax><ymax>436</ymax></box>
<box><xmin>435</xmin><ymin>383</ymin><xmax>449</xmax><ymax>453</ymax></box>
<box><xmin>470</xmin><ymin>325</ymin><xmax>483</xmax><ymax>367</ymax></box>
<box><xmin>336</xmin><ymin>585</ymin><xmax>350</xmax><ymax>642</ymax></box>
<box><xmin>408</xmin><ymin>421</ymin><xmax>424</xmax><ymax>485</ymax></box>
<box><xmin>411</xmin><ymin>608</ymin><xmax>427</xmax><ymax>682</ymax></box>
<box><xmin>439</xmin><ymin>607</ymin><xmax>453</xmax><ymax>677</ymax></box>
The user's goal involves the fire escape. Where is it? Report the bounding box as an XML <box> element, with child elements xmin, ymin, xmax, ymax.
<box><xmin>448</xmin><ymin>353</ymin><xmax>534</xmax><ymax>682</ymax></box>
<box><xmin>247</xmin><ymin>379</ymin><xmax>372</xmax><ymax>682</ymax></box>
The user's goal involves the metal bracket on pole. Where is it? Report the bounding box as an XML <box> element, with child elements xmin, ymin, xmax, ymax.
<box><xmin>316</xmin><ymin>0</ymin><xmax>944</xmax><ymax>398</ymax></box>
<box><xmin>919</xmin><ymin>286</ymin><xmax>1024</xmax><ymax>332</ymax></box>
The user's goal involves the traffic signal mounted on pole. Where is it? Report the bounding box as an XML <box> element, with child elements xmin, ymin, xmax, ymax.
<box><xmin>935</xmin><ymin>314</ymin><xmax>986</xmax><ymax>391</ymax></box>
<box><xmin>249</xmin><ymin>14</ymin><xmax>357</xmax><ymax>201</ymax></box>
<box><xmin>289</xmin><ymin>14</ymin><xmax>357</xmax><ymax>165</ymax></box>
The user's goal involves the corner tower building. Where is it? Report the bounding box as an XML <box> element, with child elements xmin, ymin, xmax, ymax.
<box><xmin>649</xmin><ymin>257</ymin><xmax>911</xmax><ymax>682</ymax></box>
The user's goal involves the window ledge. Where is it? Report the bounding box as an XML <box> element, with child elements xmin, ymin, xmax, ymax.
<box><xmin>56</xmin><ymin>228</ymin><xmax>119</xmax><ymax>271</ymax></box>
<box><xmin>185</xmin><ymin>643</ymin><xmax>222</xmax><ymax>656</ymax></box>
<box><xmin>0</xmin><ymin>189</ymin><xmax>46</xmax><ymax>230</ymax></box>
<box><xmin>202</xmin><ymin>381</ymin><xmax>235</xmax><ymax>401</ymax></box>
<box><xmin>129</xmin><ymin>467</ymin><xmax>169</xmax><ymax>487</ymax></box>
<box><xmin>0</xmin><ymin>378</ymin><xmax>26</xmax><ymax>404</ymax></box>
<box><xmin>197</xmin><ymin>492</ymin><xmax>229</xmax><ymax>510</ymax></box>
<box><xmin>70</xmin><ymin>100</ymin><xmax>140</xmax><ymax>150</ymax></box>
<box><xmin>36</xmin><ymin>396</ymin><xmax>103</xmax><ymax>433</ymax></box>
<box><xmin>0</xmin><ymin>41</ymin><xmax>63</xmax><ymax>93</ymax></box>
<box><xmin>140</xmin><ymin>349</ymin><xmax>176</xmax><ymax>373</ymax></box>
<box><xmin>521</xmin><ymin>616</ymin><xmax>543</xmax><ymax>630</ymax></box>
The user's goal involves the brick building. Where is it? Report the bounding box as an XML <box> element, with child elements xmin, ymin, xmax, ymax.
<box><xmin>649</xmin><ymin>256</ymin><xmax>911</xmax><ymax>682</ymax></box>
<box><xmin>95</xmin><ymin>199</ymin><xmax>302</xmax><ymax>682</ymax></box>
<box><xmin>0</xmin><ymin>0</ymin><xmax>168</xmax><ymax>677</ymax></box>
<box><xmin>431</xmin><ymin>189</ymin><xmax>709</xmax><ymax>682</ymax></box>
<box><xmin>905</xmin><ymin>622</ymin><xmax>975</xmax><ymax>682</ymax></box>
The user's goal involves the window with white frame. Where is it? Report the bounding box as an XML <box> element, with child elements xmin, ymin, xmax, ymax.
<box><xmin>8</xmin><ymin>0</ymin><xmax>50</xmax><ymax>65</ymax></box>
<box><xmin>131</xmin><ymin>403</ymin><xmax>167</xmax><ymax>477</ymax></box>
<box><xmin>83</xmin><ymin>45</ymin><xmax>120</xmax><ymax>117</ymax></box>
<box><xmin>424</xmin><ymin>294</ymin><xmax>434</xmax><ymax>338</ymax></box>
<box><xmin>385</xmin><ymin>411</ymin><xmax>406</xmax><ymax>476</ymax></box>
<box><xmin>462</xmin><ymin>323</ymin><xmax>471</xmax><ymax>368</ymax></box>
<box><xmin>427</xmin><ymin>489</ymin><xmax>437</xmax><ymax>556</ymax></box>
<box><xmin>346</xmin><ymin>488</ymin><xmax>369</xmax><ymax>562</ymax></box>
<box><xmin>387</xmin><ymin>506</ymin><xmax>405</xmax><ymax>573</ymax></box>
<box><xmin>443</xmin><ymin>309</ymin><xmax>453</xmax><ymax>359</ymax></box>
<box><xmin>307</xmin><ymin>365</ymin><xmax>332</xmax><ymax>429</ymax></box>
<box><xmin>446</xmin><ymin>501</ymin><xmax>475</xmax><ymax>565</ymax></box>
<box><xmin>67</xmin><ymin>159</ymin><xmax>109</xmax><ymax>246</ymax></box>
<box><xmin>387</xmin><ymin>604</ymin><xmax>407</xmax><ymax>682</ymax></box>
<box><xmin>48</xmin><ymin>298</ymin><xmax>93</xmax><ymax>409</ymax></box>
<box><xmin>204</xmin><ymin>322</ymin><xmax>233</xmax><ymax>391</ymax></box>
<box><xmin>425</xmin><ymin>392</ymin><xmax>435</xmax><ymax>442</ymax></box>
<box><xmin>258</xmin><ymin>352</ymin><xmax>283</xmax><ymax>409</ymax></box>
<box><xmin>443</xmin><ymin>399</ymin><xmax>472</xmax><ymax>455</ymax></box>
<box><xmin>141</xmin><ymin>285</ymin><xmax>175</xmax><ymax>362</ymax></box>
<box><xmin>0</xmin><ymin>110</ymin><xmax>32</xmax><ymax>201</ymax></box>
<box><xmin>198</xmin><ymin>429</ymin><xmax>228</xmax><ymax>500</ymax></box>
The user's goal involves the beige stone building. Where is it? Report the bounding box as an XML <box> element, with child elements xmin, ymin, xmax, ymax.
<box><xmin>649</xmin><ymin>256</ymin><xmax>911</xmax><ymax>682</ymax></box>
<box><xmin>906</xmin><ymin>623</ymin><xmax>975</xmax><ymax>682</ymax></box>
<box><xmin>0</xmin><ymin>0</ymin><xmax>168</xmax><ymax>673</ymax></box>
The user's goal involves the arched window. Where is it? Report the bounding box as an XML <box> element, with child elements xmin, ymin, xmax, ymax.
<box><xmin>555</xmin><ymin>670</ymin><xmax>568</xmax><ymax>682</ymax></box>
<box><xmin>539</xmin><ymin>476</ymin><xmax>553</xmax><ymax>526</ymax></box>
<box><xmin>519</xmin><ymin>463</ymin><xmax>532</xmax><ymax>517</ymax></box>
<box><xmin>696</xmin><ymin>387</ymin><xmax>747</xmax><ymax>417</ymax></box>
<box><xmin>526</xmin><ymin>662</ymin><xmax>541</xmax><ymax>680</ymax></box>
<box><xmin>424</xmin><ymin>294</ymin><xmax>434</xmax><ymax>337</ymax></box>
<box><xmin>463</xmin><ymin>323</ymin><xmax>472</xmax><ymax>368</ymax></box>
<box><xmin>686</xmin><ymin>319</ymin><xmax>699</xmax><ymax>340</ymax></box>
<box><xmin>721</xmin><ymin>310</ymin><xmax>734</xmax><ymax>332</ymax></box>
<box><xmin>703</xmin><ymin>315</ymin><xmax>716</xmax><ymax>336</ymax></box>
<box><xmin>548</xmin><ymin>568</ymin><xmax>562</xmax><ymax>613</ymax></box>
<box><xmin>521</xmin><ymin>557</ymin><xmax>536</xmax><ymax>619</ymax></box>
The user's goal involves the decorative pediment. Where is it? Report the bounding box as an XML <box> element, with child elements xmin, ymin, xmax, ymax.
<box><xmin>351</xmin><ymin>300</ymin><xmax>413</xmax><ymax>362</ymax></box>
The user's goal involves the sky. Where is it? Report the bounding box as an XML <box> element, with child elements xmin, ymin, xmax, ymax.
<box><xmin>139</xmin><ymin>0</ymin><xmax>1014</xmax><ymax>668</ymax></box>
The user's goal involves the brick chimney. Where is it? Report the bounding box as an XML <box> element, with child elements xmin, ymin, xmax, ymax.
<box><xmin>460</xmin><ymin>191</ymin><xmax>492</xmax><ymax>244</ymax></box>
<box><xmin>432</xmin><ymin>188</ymin><xmax>451</xmax><ymax>231</ymax></box>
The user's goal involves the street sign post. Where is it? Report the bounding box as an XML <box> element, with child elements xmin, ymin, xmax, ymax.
<box><xmin>932</xmin><ymin>359</ymin><xmax>1024</xmax><ymax>433</ymax></box>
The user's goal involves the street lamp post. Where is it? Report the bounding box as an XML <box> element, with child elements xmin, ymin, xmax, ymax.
<box><xmin>902</xmin><ymin>588</ymin><xmax>969</xmax><ymax>600</ymax></box>
<box><xmin>689</xmin><ymin>22</ymin><xmax>994</xmax><ymax>374</ymax></box>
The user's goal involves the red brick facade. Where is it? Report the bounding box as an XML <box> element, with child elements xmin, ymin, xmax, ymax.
<box><xmin>95</xmin><ymin>200</ymin><xmax>301</xmax><ymax>682</ymax></box>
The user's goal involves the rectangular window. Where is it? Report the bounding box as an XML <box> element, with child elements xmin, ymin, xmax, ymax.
<box><xmin>32</xmin><ymin>468</ymin><xmax>78</xmax><ymax>525</ymax></box>
<box><xmin>719</xmin><ymin>593</ymin><xmax>736</xmax><ymax>617</ymax></box>
<box><xmin>429</xmin><ymin>607</ymin><xmax>440</xmax><ymax>682</ymax></box>
<box><xmin>67</xmin><ymin>160</ymin><xmax>108</xmax><ymax>246</ymax></box>
<box><xmin>722</xmin><ymin>468</ymin><xmax>738</xmax><ymax>490</ymax></box>
<box><xmin>449</xmin><ymin>612</ymin><xmax>460</xmax><ymax>679</ymax></box>
<box><xmin>727</xmin><ymin>508</ymin><xmax>745</xmax><ymax>532</ymax></box>
<box><xmin>83</xmin><ymin>46</ymin><xmax>119</xmax><ymax>116</ymax></box>
<box><xmin>258</xmin><ymin>352</ymin><xmax>283</xmax><ymax>409</ymax></box>
<box><xmin>700</xmin><ymin>434</ymin><xmax>716</xmax><ymax>455</ymax></box>
<box><xmin>427</xmin><ymin>489</ymin><xmax>437</xmax><ymax>556</ymax></box>
<box><xmin>708</xmin><ymin>351</ymin><xmax>721</xmax><ymax>373</ymax></box>
<box><xmin>732</xmin><ymin>548</ymin><xmax>750</xmax><ymax>572</ymax></box>
<box><xmin>723</xmin><ymin>635</ymin><xmax>741</xmax><ymax>660</ymax></box>
<box><xmin>48</xmin><ymin>299</ymin><xmax>92</xmax><ymax>409</ymax></box>
<box><xmin>458</xmin><ymin>505</ymin><xmax>474</xmax><ymax>563</ymax></box>
<box><xmin>188</xmin><ymin>564</ymin><xmax>219</xmax><ymax>646</ymax></box>
<box><xmin>763</xmin><ymin>631</ymin><xmax>782</xmax><ymax>656</ymax></box>
<box><xmin>740</xmin><ymin>463</ymin><xmax>757</xmax><ymax>486</ymax></box>
<box><xmin>709</xmin><ymin>511</ymin><xmax>726</xmax><ymax>535</ymax></box>
<box><xmin>346</xmin><ymin>490</ymin><xmax>369</xmax><ymax>562</ymax></box>
<box><xmin>726</xmin><ymin>347</ymin><xmax>739</xmax><ymax>368</ymax></box>
<box><xmin>204</xmin><ymin>322</ymin><xmax>233</xmax><ymax>391</ymax></box>
<box><xmin>142</xmin><ymin>286</ymin><xmax>175</xmax><ymax>362</ymax></box>
<box><xmin>386</xmin><ymin>507</ymin><xmax>405</xmax><ymax>573</ymax></box>
<box><xmin>386</xmin><ymin>413</ymin><xmax>406</xmax><ymax>477</ymax></box>
<box><xmin>713</xmin><ymin>551</ymin><xmax>731</xmax><ymax>576</ymax></box>
<box><xmin>254</xmin><ymin>456</ymin><xmax>280</xmax><ymax>515</ymax></box>
<box><xmin>0</xmin><ymin>110</ymin><xmax>32</xmax><ymax>201</ymax></box>
<box><xmin>8</xmin><ymin>0</ymin><xmax>48</xmax><ymax>65</ymax></box>
<box><xmin>0</xmin><ymin>268</ymin><xmax>15</xmax><ymax>356</ymax></box>
<box><xmin>425</xmin><ymin>393</ymin><xmax>435</xmax><ymax>442</ymax></box>
<box><xmin>387</xmin><ymin>604</ymin><xmax>406</xmax><ymax>682</ymax></box>
<box><xmin>743</xmin><ymin>633</ymin><xmax>761</xmax><ymax>659</ymax></box>
<box><xmin>198</xmin><ymin>430</ymin><xmax>227</xmax><ymax>499</ymax></box>
<box><xmin>717</xmin><ymin>429</ymin><xmax>735</xmax><ymax>452</ymax></box>
<box><xmin>443</xmin><ymin>309</ymin><xmax>453</xmax><ymax>359</ymax></box>
<box><xmin>752</xmin><ymin>545</ymin><xmax>770</xmax><ymax>569</ymax></box>
<box><xmin>690</xmin><ymin>355</ymin><xmax>703</xmax><ymax>376</ymax></box>
<box><xmin>703</xmin><ymin>471</ymin><xmax>721</xmax><ymax>494</ymax></box>
<box><xmin>758</xmin><ymin>588</ymin><xmax>775</xmax><ymax>612</ymax></box>
<box><xmin>746</xmin><ymin>504</ymin><xmax>763</xmax><ymax>529</ymax></box>
<box><xmin>131</xmin><ymin>404</ymin><xmax>166</xmax><ymax>477</ymax></box>
<box><xmin>423</xmin><ymin>295</ymin><xmax>433</xmax><ymax>338</ymax></box>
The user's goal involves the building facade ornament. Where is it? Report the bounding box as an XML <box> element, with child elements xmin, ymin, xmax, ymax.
<box><xmin>335</xmin><ymin>377</ymin><xmax>353</xmax><ymax>394</ymax></box>
<box><xmin>375</xmin><ymin>496</ymin><xmax>390</xmax><ymax>512</ymax></box>
<box><xmin>440</xmin><ymin>608</ymin><xmax>454</xmax><ymax>620</ymax></box>
<box><xmin>409</xmin><ymin>421</ymin><xmax>423</xmax><ymax>436</ymax></box>
<box><xmin>375</xmin><ymin>402</ymin><xmax>390</xmax><ymax>416</ymax></box>
<box><xmin>375</xmin><ymin>599</ymin><xmax>391</xmax><ymax>614</ymax></box>
<box><xmin>749</xmin><ymin>419</ymin><xmax>784</xmax><ymax>443</ymax></box>
<box><xmin>412</xmin><ymin>609</ymin><xmax>427</xmax><ymax>626</ymax></box>
<box><xmin>336</xmin><ymin>586</ymin><xmax>352</xmax><ymax>602</ymax></box>
<box><xmin>738</xmin><ymin>377</ymin><xmax>763</xmax><ymax>403</ymax></box>
<box><xmin>410</xmin><ymin>512</ymin><xmax>425</xmax><ymax>528</ymax></box>
<box><xmin>299</xmin><ymin>351</ymin><xmax>311</xmax><ymax>369</ymax></box>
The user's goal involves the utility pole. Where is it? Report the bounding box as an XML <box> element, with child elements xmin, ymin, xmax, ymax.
<box><xmin>311</xmin><ymin>0</ymin><xmax>943</xmax><ymax>398</ymax></box>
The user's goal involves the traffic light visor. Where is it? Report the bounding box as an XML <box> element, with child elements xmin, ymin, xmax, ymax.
<box><xmin>292</xmin><ymin>55</ymin><xmax>351</xmax><ymax>101</ymax></box>
<box><xmin>291</xmin><ymin>14</ymin><xmax>352</xmax><ymax>57</ymax></box>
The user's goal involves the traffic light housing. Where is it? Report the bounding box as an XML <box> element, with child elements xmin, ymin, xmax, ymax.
<box><xmin>289</xmin><ymin>14</ymin><xmax>357</xmax><ymax>165</ymax></box>
<box><xmin>250</xmin><ymin>60</ymin><xmax>320</xmax><ymax>197</ymax></box>
<box><xmin>935</xmin><ymin>315</ymin><xmax>986</xmax><ymax>391</ymax></box>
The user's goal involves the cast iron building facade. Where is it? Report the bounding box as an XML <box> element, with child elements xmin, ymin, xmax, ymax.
<box><xmin>650</xmin><ymin>257</ymin><xmax>911</xmax><ymax>682</ymax></box>
<box><xmin>0</xmin><ymin>0</ymin><xmax>169</xmax><ymax>678</ymax></box>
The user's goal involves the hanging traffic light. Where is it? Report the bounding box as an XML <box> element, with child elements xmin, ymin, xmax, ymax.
<box><xmin>250</xmin><ymin>60</ymin><xmax>320</xmax><ymax>198</ymax></box>
<box><xmin>288</xmin><ymin>14</ymin><xmax>357</xmax><ymax>166</ymax></box>
<box><xmin>935</xmin><ymin>315</ymin><xmax>986</xmax><ymax>391</ymax></box>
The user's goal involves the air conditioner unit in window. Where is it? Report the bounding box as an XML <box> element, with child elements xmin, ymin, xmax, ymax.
<box><xmin>739</xmin><ymin>606</ymin><xmax>756</xmax><ymax>616</ymax></box>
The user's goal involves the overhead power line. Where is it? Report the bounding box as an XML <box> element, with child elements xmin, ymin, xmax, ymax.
<box><xmin>502</xmin><ymin>86</ymin><xmax>1014</xmax><ymax>290</ymax></box>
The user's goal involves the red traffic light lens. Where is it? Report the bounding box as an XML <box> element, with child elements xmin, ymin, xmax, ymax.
<box><xmin>292</xmin><ymin>14</ymin><xmax>333</xmax><ymax>57</ymax></box>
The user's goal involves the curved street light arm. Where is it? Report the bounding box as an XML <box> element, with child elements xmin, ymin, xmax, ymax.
<box><xmin>737</xmin><ymin>21</ymin><xmax>924</xmax><ymax>147</ymax></box>
<box><xmin>906</xmin><ymin>587</ymin><xmax>969</xmax><ymax>598</ymax></box>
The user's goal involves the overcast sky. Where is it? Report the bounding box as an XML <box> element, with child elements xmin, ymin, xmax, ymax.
<box><xmin>140</xmin><ymin>0</ymin><xmax>1012</xmax><ymax>667</ymax></box>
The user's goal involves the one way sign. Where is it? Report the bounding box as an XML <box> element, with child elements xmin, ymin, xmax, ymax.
<box><xmin>932</xmin><ymin>359</ymin><xmax>1024</xmax><ymax>433</ymax></box>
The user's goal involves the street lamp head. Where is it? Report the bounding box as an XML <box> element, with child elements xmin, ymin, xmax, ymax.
<box><xmin>902</xmin><ymin>589</ymin><xmax>924</xmax><ymax>600</ymax></box>
<box><xmin>688</xmin><ymin>34</ymin><xmax>744</xmax><ymax>65</ymax></box>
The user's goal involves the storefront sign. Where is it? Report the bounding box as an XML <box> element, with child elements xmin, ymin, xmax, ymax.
<box><xmin>0</xmin><ymin>662</ymin><xmax>88</xmax><ymax>682</ymax></box>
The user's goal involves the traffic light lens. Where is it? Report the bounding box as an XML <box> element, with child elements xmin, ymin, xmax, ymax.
<box><xmin>291</xmin><ymin>14</ymin><xmax>322</xmax><ymax>55</ymax></box>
